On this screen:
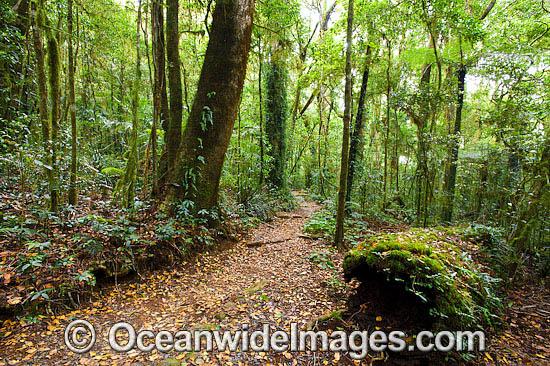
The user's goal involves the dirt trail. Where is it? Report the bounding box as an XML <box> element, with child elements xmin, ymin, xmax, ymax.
<box><xmin>0</xmin><ymin>192</ymin><xmax>349</xmax><ymax>365</ymax></box>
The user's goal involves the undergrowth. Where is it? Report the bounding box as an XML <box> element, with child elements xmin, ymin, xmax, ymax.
<box><xmin>0</xmin><ymin>186</ymin><xmax>293</xmax><ymax>318</ymax></box>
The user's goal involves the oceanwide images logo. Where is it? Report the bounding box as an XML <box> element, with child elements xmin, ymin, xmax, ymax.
<box><xmin>65</xmin><ymin>320</ymin><xmax>486</xmax><ymax>359</ymax></box>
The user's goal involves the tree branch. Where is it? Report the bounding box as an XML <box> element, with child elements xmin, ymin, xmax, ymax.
<box><xmin>480</xmin><ymin>0</ymin><xmax>497</xmax><ymax>20</ymax></box>
<box><xmin>530</xmin><ymin>21</ymin><xmax>549</xmax><ymax>46</ymax></box>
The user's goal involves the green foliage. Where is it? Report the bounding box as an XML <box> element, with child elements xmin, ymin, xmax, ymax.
<box><xmin>303</xmin><ymin>206</ymin><xmax>336</xmax><ymax>239</ymax></box>
<box><xmin>308</xmin><ymin>249</ymin><xmax>335</xmax><ymax>270</ymax></box>
<box><xmin>308</xmin><ymin>247</ymin><xmax>346</xmax><ymax>296</ymax></box>
<box><xmin>343</xmin><ymin>229</ymin><xmax>502</xmax><ymax>329</ymax></box>
<box><xmin>304</xmin><ymin>202</ymin><xmax>384</xmax><ymax>245</ymax></box>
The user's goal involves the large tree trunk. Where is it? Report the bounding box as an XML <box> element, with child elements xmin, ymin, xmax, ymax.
<box><xmin>442</xmin><ymin>65</ymin><xmax>466</xmax><ymax>223</ymax></box>
<box><xmin>164</xmin><ymin>0</ymin><xmax>183</xmax><ymax>185</ymax></box>
<box><xmin>68</xmin><ymin>0</ymin><xmax>78</xmax><ymax>205</ymax></box>
<box><xmin>334</xmin><ymin>0</ymin><xmax>354</xmax><ymax>248</ymax></box>
<box><xmin>346</xmin><ymin>45</ymin><xmax>371</xmax><ymax>203</ymax></box>
<box><xmin>265</xmin><ymin>45</ymin><xmax>288</xmax><ymax>189</ymax></box>
<box><xmin>167</xmin><ymin>0</ymin><xmax>255</xmax><ymax>211</ymax></box>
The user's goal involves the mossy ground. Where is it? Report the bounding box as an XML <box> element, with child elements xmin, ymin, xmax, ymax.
<box><xmin>343</xmin><ymin>228</ymin><xmax>502</xmax><ymax>330</ymax></box>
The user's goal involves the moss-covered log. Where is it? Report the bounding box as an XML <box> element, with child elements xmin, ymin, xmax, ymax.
<box><xmin>343</xmin><ymin>229</ymin><xmax>501</xmax><ymax>329</ymax></box>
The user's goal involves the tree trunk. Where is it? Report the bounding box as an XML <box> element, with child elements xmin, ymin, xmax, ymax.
<box><xmin>68</xmin><ymin>0</ymin><xmax>78</xmax><ymax>205</ymax></box>
<box><xmin>164</xmin><ymin>0</ymin><xmax>183</xmax><ymax>185</ymax></box>
<box><xmin>153</xmin><ymin>0</ymin><xmax>170</xmax><ymax>188</ymax></box>
<box><xmin>346</xmin><ymin>45</ymin><xmax>371</xmax><ymax>203</ymax></box>
<box><xmin>383</xmin><ymin>39</ymin><xmax>391</xmax><ymax>209</ymax></box>
<box><xmin>414</xmin><ymin>41</ymin><xmax>433</xmax><ymax>226</ymax></box>
<box><xmin>46</xmin><ymin>13</ymin><xmax>60</xmax><ymax>212</ymax></box>
<box><xmin>334</xmin><ymin>0</ymin><xmax>354</xmax><ymax>248</ymax></box>
<box><xmin>32</xmin><ymin>2</ymin><xmax>54</xmax><ymax>211</ymax></box>
<box><xmin>167</xmin><ymin>0</ymin><xmax>255</xmax><ymax>211</ymax></box>
<box><xmin>476</xmin><ymin>161</ymin><xmax>488</xmax><ymax>217</ymax></box>
<box><xmin>115</xmin><ymin>0</ymin><xmax>142</xmax><ymax>209</ymax></box>
<box><xmin>442</xmin><ymin>66</ymin><xmax>466</xmax><ymax>223</ymax></box>
<box><xmin>258</xmin><ymin>39</ymin><xmax>264</xmax><ymax>185</ymax></box>
<box><xmin>151</xmin><ymin>0</ymin><xmax>166</xmax><ymax>196</ymax></box>
<box><xmin>265</xmin><ymin>45</ymin><xmax>288</xmax><ymax>189</ymax></box>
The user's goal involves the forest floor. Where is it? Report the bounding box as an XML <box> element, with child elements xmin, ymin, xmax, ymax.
<box><xmin>0</xmin><ymin>192</ymin><xmax>354</xmax><ymax>365</ymax></box>
<box><xmin>0</xmin><ymin>192</ymin><xmax>548</xmax><ymax>365</ymax></box>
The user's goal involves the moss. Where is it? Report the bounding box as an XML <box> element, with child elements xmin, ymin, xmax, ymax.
<box><xmin>265</xmin><ymin>57</ymin><xmax>288</xmax><ymax>189</ymax></box>
<box><xmin>343</xmin><ymin>228</ymin><xmax>501</xmax><ymax>330</ymax></box>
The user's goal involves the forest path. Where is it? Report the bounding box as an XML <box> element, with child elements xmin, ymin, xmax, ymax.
<box><xmin>1</xmin><ymin>191</ymin><xmax>349</xmax><ymax>365</ymax></box>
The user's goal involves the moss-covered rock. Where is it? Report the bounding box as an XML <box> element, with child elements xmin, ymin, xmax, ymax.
<box><xmin>343</xmin><ymin>228</ymin><xmax>501</xmax><ymax>329</ymax></box>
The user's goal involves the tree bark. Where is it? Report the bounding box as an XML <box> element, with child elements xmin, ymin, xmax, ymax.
<box><xmin>414</xmin><ymin>37</ymin><xmax>434</xmax><ymax>226</ymax></box>
<box><xmin>442</xmin><ymin>66</ymin><xmax>466</xmax><ymax>223</ymax></box>
<box><xmin>383</xmin><ymin>39</ymin><xmax>391</xmax><ymax>208</ymax></box>
<box><xmin>32</xmin><ymin>1</ymin><xmax>54</xmax><ymax>211</ymax></box>
<box><xmin>68</xmin><ymin>0</ymin><xmax>78</xmax><ymax>205</ymax></box>
<box><xmin>153</xmin><ymin>0</ymin><xmax>170</xmax><ymax>188</ymax></box>
<box><xmin>115</xmin><ymin>0</ymin><xmax>142</xmax><ymax>209</ymax></box>
<box><xmin>151</xmin><ymin>0</ymin><xmax>166</xmax><ymax>196</ymax></box>
<box><xmin>46</xmin><ymin>13</ymin><xmax>60</xmax><ymax>212</ymax></box>
<box><xmin>334</xmin><ymin>0</ymin><xmax>354</xmax><ymax>248</ymax></box>
<box><xmin>346</xmin><ymin>45</ymin><xmax>371</xmax><ymax>203</ymax></box>
<box><xmin>164</xmin><ymin>0</ymin><xmax>183</xmax><ymax>185</ymax></box>
<box><xmin>265</xmin><ymin>45</ymin><xmax>288</xmax><ymax>189</ymax></box>
<box><xmin>167</xmin><ymin>0</ymin><xmax>255</xmax><ymax>211</ymax></box>
<box><xmin>258</xmin><ymin>39</ymin><xmax>264</xmax><ymax>185</ymax></box>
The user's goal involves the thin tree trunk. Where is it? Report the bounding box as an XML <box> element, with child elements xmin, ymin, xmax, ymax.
<box><xmin>414</xmin><ymin>38</ymin><xmax>433</xmax><ymax>226</ymax></box>
<box><xmin>346</xmin><ymin>45</ymin><xmax>371</xmax><ymax>203</ymax></box>
<box><xmin>32</xmin><ymin>1</ymin><xmax>54</xmax><ymax>211</ymax></box>
<box><xmin>394</xmin><ymin>108</ymin><xmax>399</xmax><ymax>192</ymax></box>
<box><xmin>151</xmin><ymin>0</ymin><xmax>165</xmax><ymax>197</ymax></box>
<box><xmin>152</xmin><ymin>0</ymin><xmax>170</xmax><ymax>188</ymax></box>
<box><xmin>167</xmin><ymin>0</ymin><xmax>255</xmax><ymax>211</ymax></box>
<box><xmin>442</xmin><ymin>65</ymin><xmax>466</xmax><ymax>223</ymax></box>
<box><xmin>383</xmin><ymin>39</ymin><xmax>391</xmax><ymax>208</ymax></box>
<box><xmin>68</xmin><ymin>0</ymin><xmax>78</xmax><ymax>205</ymax></box>
<box><xmin>237</xmin><ymin>109</ymin><xmax>242</xmax><ymax>201</ymax></box>
<box><xmin>115</xmin><ymin>0</ymin><xmax>142</xmax><ymax>208</ymax></box>
<box><xmin>334</xmin><ymin>0</ymin><xmax>354</xmax><ymax>248</ymax></box>
<box><xmin>258</xmin><ymin>39</ymin><xmax>264</xmax><ymax>185</ymax></box>
<box><xmin>46</xmin><ymin>12</ymin><xmax>60</xmax><ymax>212</ymax></box>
